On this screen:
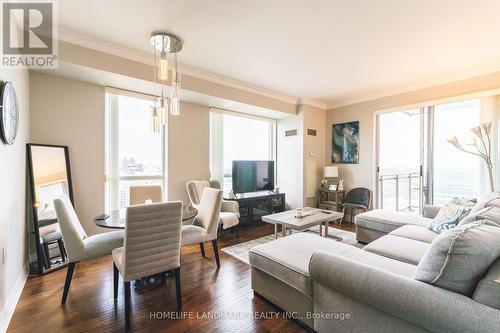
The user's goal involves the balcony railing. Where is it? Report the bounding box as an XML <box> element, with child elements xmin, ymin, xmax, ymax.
<box><xmin>379</xmin><ymin>172</ymin><xmax>421</xmax><ymax>212</ymax></box>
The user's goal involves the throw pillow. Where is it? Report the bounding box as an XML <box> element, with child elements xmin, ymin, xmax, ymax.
<box><xmin>470</xmin><ymin>192</ymin><xmax>500</xmax><ymax>214</ymax></box>
<box><xmin>477</xmin><ymin>207</ymin><xmax>500</xmax><ymax>226</ymax></box>
<box><xmin>414</xmin><ymin>221</ymin><xmax>500</xmax><ymax>296</ymax></box>
<box><xmin>448</xmin><ymin>197</ymin><xmax>476</xmax><ymax>207</ymax></box>
<box><xmin>457</xmin><ymin>207</ymin><xmax>492</xmax><ymax>226</ymax></box>
<box><xmin>428</xmin><ymin>203</ymin><xmax>471</xmax><ymax>233</ymax></box>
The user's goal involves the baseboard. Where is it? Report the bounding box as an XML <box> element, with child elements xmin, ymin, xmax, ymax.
<box><xmin>0</xmin><ymin>262</ymin><xmax>29</xmax><ymax>333</ymax></box>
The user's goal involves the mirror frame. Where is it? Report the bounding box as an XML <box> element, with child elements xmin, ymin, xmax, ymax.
<box><xmin>27</xmin><ymin>143</ymin><xmax>74</xmax><ymax>275</ymax></box>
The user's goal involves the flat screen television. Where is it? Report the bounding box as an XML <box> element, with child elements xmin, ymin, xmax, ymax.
<box><xmin>232</xmin><ymin>160</ymin><xmax>275</xmax><ymax>194</ymax></box>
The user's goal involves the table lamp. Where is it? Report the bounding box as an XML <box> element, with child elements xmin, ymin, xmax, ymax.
<box><xmin>322</xmin><ymin>166</ymin><xmax>339</xmax><ymax>189</ymax></box>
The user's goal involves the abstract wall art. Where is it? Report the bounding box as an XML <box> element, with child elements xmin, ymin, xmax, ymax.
<box><xmin>332</xmin><ymin>121</ymin><xmax>359</xmax><ymax>164</ymax></box>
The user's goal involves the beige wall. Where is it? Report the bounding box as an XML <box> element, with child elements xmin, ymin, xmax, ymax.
<box><xmin>30</xmin><ymin>73</ymin><xmax>210</xmax><ymax>235</ymax></box>
<box><xmin>167</xmin><ymin>103</ymin><xmax>210</xmax><ymax>204</ymax></box>
<box><xmin>301</xmin><ymin>105</ymin><xmax>326</xmax><ymax>207</ymax></box>
<box><xmin>277</xmin><ymin>114</ymin><xmax>303</xmax><ymax>209</ymax></box>
<box><xmin>276</xmin><ymin>104</ymin><xmax>327</xmax><ymax>209</ymax></box>
<box><xmin>326</xmin><ymin>70</ymin><xmax>500</xmax><ymax>201</ymax></box>
<box><xmin>59</xmin><ymin>41</ymin><xmax>297</xmax><ymax>115</ymax></box>
<box><xmin>0</xmin><ymin>69</ymin><xmax>29</xmax><ymax>329</ymax></box>
<box><xmin>30</xmin><ymin>73</ymin><xmax>106</xmax><ymax>235</ymax></box>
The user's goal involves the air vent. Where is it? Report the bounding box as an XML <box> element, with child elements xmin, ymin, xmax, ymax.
<box><xmin>285</xmin><ymin>129</ymin><xmax>298</xmax><ymax>137</ymax></box>
<box><xmin>307</xmin><ymin>129</ymin><xmax>317</xmax><ymax>136</ymax></box>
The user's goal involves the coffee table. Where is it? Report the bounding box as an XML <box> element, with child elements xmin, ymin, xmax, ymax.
<box><xmin>262</xmin><ymin>208</ymin><xmax>344</xmax><ymax>240</ymax></box>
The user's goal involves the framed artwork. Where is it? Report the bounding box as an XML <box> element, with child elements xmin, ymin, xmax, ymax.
<box><xmin>328</xmin><ymin>184</ymin><xmax>338</xmax><ymax>191</ymax></box>
<box><xmin>332</xmin><ymin>121</ymin><xmax>359</xmax><ymax>164</ymax></box>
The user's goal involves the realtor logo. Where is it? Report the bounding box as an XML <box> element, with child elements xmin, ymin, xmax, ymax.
<box><xmin>1</xmin><ymin>1</ymin><xmax>58</xmax><ymax>68</ymax></box>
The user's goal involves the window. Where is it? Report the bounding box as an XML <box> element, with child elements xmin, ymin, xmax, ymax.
<box><xmin>433</xmin><ymin>99</ymin><xmax>481</xmax><ymax>204</ymax></box>
<box><xmin>105</xmin><ymin>91</ymin><xmax>166</xmax><ymax>211</ymax></box>
<box><xmin>210</xmin><ymin>110</ymin><xmax>275</xmax><ymax>193</ymax></box>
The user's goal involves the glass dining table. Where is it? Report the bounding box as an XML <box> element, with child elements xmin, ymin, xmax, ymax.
<box><xmin>94</xmin><ymin>206</ymin><xmax>198</xmax><ymax>229</ymax></box>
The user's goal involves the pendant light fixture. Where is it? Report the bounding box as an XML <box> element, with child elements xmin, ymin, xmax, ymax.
<box><xmin>150</xmin><ymin>32</ymin><xmax>183</xmax><ymax>133</ymax></box>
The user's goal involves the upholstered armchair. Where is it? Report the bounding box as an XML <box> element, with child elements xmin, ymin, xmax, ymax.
<box><xmin>112</xmin><ymin>201</ymin><xmax>183</xmax><ymax>331</ymax></box>
<box><xmin>182</xmin><ymin>188</ymin><xmax>223</xmax><ymax>267</ymax></box>
<box><xmin>186</xmin><ymin>180</ymin><xmax>239</xmax><ymax>230</ymax></box>
<box><xmin>53</xmin><ymin>195</ymin><xmax>124</xmax><ymax>304</ymax></box>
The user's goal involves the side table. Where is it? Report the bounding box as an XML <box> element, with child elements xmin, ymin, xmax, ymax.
<box><xmin>318</xmin><ymin>189</ymin><xmax>345</xmax><ymax>212</ymax></box>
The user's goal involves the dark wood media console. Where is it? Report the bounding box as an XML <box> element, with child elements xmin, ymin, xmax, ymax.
<box><xmin>224</xmin><ymin>192</ymin><xmax>286</xmax><ymax>226</ymax></box>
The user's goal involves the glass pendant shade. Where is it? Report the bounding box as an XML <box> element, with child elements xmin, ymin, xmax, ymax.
<box><xmin>159</xmin><ymin>52</ymin><xmax>168</xmax><ymax>81</ymax></box>
<box><xmin>150</xmin><ymin>32</ymin><xmax>182</xmax><ymax>124</ymax></box>
<box><xmin>151</xmin><ymin>106</ymin><xmax>160</xmax><ymax>134</ymax></box>
<box><xmin>170</xmin><ymin>96</ymin><xmax>180</xmax><ymax>116</ymax></box>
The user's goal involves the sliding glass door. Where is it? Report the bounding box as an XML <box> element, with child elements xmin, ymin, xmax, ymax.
<box><xmin>377</xmin><ymin>109</ymin><xmax>424</xmax><ymax>212</ymax></box>
<box><xmin>377</xmin><ymin>98</ymin><xmax>482</xmax><ymax>210</ymax></box>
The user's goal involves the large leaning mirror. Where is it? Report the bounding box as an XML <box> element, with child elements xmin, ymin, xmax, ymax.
<box><xmin>27</xmin><ymin>143</ymin><xmax>74</xmax><ymax>274</ymax></box>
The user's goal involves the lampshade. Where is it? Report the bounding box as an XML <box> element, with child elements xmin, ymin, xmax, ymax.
<box><xmin>324</xmin><ymin>166</ymin><xmax>338</xmax><ymax>178</ymax></box>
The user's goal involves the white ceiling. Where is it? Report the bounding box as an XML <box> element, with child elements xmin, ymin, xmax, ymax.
<box><xmin>55</xmin><ymin>0</ymin><xmax>500</xmax><ymax>108</ymax></box>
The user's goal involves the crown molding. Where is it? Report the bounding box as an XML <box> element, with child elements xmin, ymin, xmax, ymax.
<box><xmin>327</xmin><ymin>63</ymin><xmax>500</xmax><ymax>109</ymax></box>
<box><xmin>298</xmin><ymin>97</ymin><xmax>328</xmax><ymax>110</ymax></box>
<box><xmin>57</xmin><ymin>28</ymin><xmax>300</xmax><ymax>105</ymax></box>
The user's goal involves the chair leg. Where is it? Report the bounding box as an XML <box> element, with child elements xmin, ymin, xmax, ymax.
<box><xmin>61</xmin><ymin>262</ymin><xmax>76</xmax><ymax>304</ymax></box>
<box><xmin>113</xmin><ymin>263</ymin><xmax>119</xmax><ymax>300</ymax></box>
<box><xmin>233</xmin><ymin>226</ymin><xmax>239</xmax><ymax>238</ymax></box>
<box><xmin>341</xmin><ymin>207</ymin><xmax>345</xmax><ymax>226</ymax></box>
<box><xmin>174</xmin><ymin>267</ymin><xmax>182</xmax><ymax>311</ymax></box>
<box><xmin>39</xmin><ymin>244</ymin><xmax>49</xmax><ymax>269</ymax></box>
<box><xmin>161</xmin><ymin>272</ymin><xmax>166</xmax><ymax>284</ymax></box>
<box><xmin>124</xmin><ymin>281</ymin><xmax>131</xmax><ymax>332</ymax></box>
<box><xmin>199</xmin><ymin>242</ymin><xmax>206</xmax><ymax>257</ymax></box>
<box><xmin>212</xmin><ymin>239</ymin><xmax>220</xmax><ymax>268</ymax></box>
<box><xmin>57</xmin><ymin>240</ymin><xmax>66</xmax><ymax>262</ymax></box>
<box><xmin>43</xmin><ymin>243</ymin><xmax>52</xmax><ymax>269</ymax></box>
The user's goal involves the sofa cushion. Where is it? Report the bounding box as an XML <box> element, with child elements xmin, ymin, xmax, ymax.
<box><xmin>249</xmin><ymin>233</ymin><xmax>361</xmax><ymax>296</ymax></box>
<box><xmin>341</xmin><ymin>248</ymin><xmax>417</xmax><ymax>278</ymax></box>
<box><xmin>363</xmin><ymin>234</ymin><xmax>430</xmax><ymax>265</ymax></box>
<box><xmin>428</xmin><ymin>203</ymin><xmax>471</xmax><ymax>233</ymax></box>
<box><xmin>355</xmin><ymin>209</ymin><xmax>431</xmax><ymax>234</ymax></box>
<box><xmin>473</xmin><ymin>256</ymin><xmax>500</xmax><ymax>310</ymax></box>
<box><xmin>389</xmin><ymin>225</ymin><xmax>437</xmax><ymax>243</ymax></box>
<box><xmin>414</xmin><ymin>221</ymin><xmax>500</xmax><ymax>296</ymax></box>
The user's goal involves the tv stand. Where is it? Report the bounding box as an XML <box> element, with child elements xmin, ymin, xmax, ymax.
<box><xmin>225</xmin><ymin>192</ymin><xmax>285</xmax><ymax>226</ymax></box>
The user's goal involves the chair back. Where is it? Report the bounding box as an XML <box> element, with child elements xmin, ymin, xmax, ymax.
<box><xmin>186</xmin><ymin>180</ymin><xmax>211</xmax><ymax>206</ymax></box>
<box><xmin>129</xmin><ymin>185</ymin><xmax>162</xmax><ymax>206</ymax></box>
<box><xmin>122</xmin><ymin>202</ymin><xmax>183</xmax><ymax>281</ymax></box>
<box><xmin>193</xmin><ymin>188</ymin><xmax>223</xmax><ymax>240</ymax></box>
<box><xmin>344</xmin><ymin>187</ymin><xmax>371</xmax><ymax>209</ymax></box>
<box><xmin>53</xmin><ymin>195</ymin><xmax>88</xmax><ymax>262</ymax></box>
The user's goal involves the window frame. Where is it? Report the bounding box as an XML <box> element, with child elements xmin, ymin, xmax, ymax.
<box><xmin>105</xmin><ymin>88</ymin><xmax>167</xmax><ymax>212</ymax></box>
<box><xmin>209</xmin><ymin>107</ymin><xmax>277</xmax><ymax>193</ymax></box>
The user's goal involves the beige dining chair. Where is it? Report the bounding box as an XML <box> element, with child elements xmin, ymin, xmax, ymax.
<box><xmin>129</xmin><ymin>185</ymin><xmax>162</xmax><ymax>206</ymax></box>
<box><xmin>186</xmin><ymin>180</ymin><xmax>239</xmax><ymax>230</ymax></box>
<box><xmin>53</xmin><ymin>195</ymin><xmax>124</xmax><ymax>304</ymax></box>
<box><xmin>182</xmin><ymin>188</ymin><xmax>223</xmax><ymax>267</ymax></box>
<box><xmin>112</xmin><ymin>201</ymin><xmax>183</xmax><ymax>331</ymax></box>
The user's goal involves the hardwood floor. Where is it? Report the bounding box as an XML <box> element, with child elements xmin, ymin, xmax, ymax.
<box><xmin>9</xmin><ymin>222</ymin><xmax>355</xmax><ymax>333</ymax></box>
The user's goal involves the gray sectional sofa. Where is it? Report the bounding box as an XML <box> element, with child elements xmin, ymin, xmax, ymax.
<box><xmin>249</xmin><ymin>202</ymin><xmax>500</xmax><ymax>333</ymax></box>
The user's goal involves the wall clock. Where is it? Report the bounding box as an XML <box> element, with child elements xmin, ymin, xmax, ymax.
<box><xmin>0</xmin><ymin>81</ymin><xmax>19</xmax><ymax>145</ymax></box>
